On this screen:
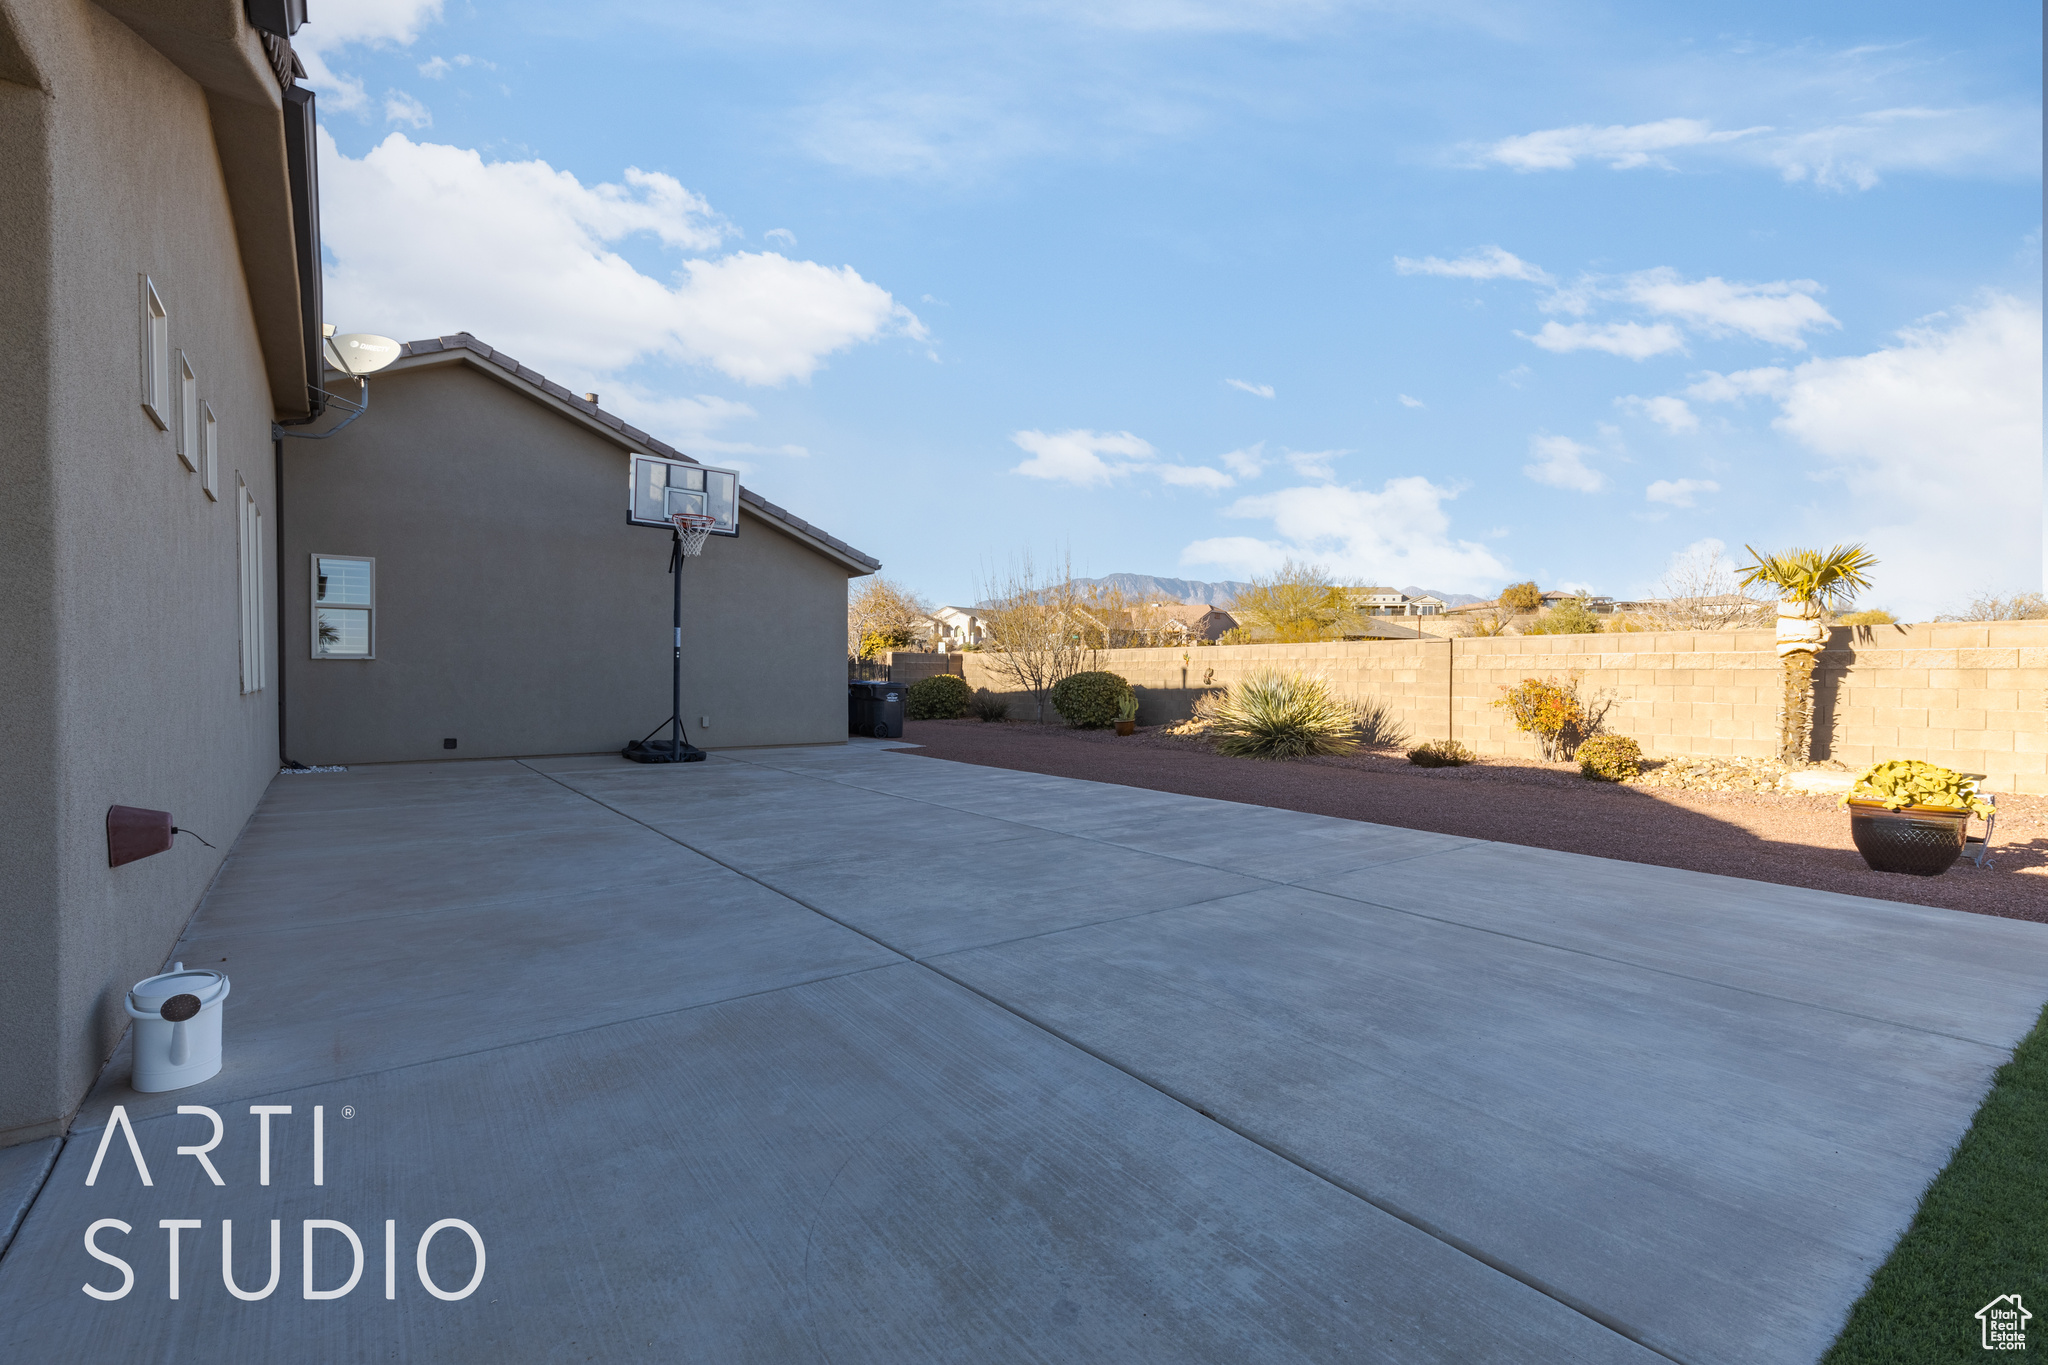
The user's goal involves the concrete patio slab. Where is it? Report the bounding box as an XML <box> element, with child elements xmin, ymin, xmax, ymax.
<box><xmin>3</xmin><ymin>742</ymin><xmax>2041</xmax><ymax>1362</ymax></box>
<box><xmin>0</xmin><ymin>967</ymin><xmax>1655</xmax><ymax>1365</ymax></box>
<box><xmin>935</xmin><ymin>883</ymin><xmax>2029</xmax><ymax>1364</ymax></box>
<box><xmin>1299</xmin><ymin>840</ymin><xmax>2048</xmax><ymax>1046</ymax></box>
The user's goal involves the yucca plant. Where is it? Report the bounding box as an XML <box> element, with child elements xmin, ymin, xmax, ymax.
<box><xmin>1738</xmin><ymin>544</ymin><xmax>1878</xmax><ymax>765</ymax></box>
<box><xmin>1196</xmin><ymin>670</ymin><xmax>1358</xmax><ymax>759</ymax></box>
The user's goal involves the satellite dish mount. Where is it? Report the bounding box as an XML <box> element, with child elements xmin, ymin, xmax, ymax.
<box><xmin>277</xmin><ymin>328</ymin><xmax>402</xmax><ymax>441</ymax></box>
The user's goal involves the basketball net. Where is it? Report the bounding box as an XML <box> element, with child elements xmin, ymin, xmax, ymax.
<box><xmin>671</xmin><ymin>512</ymin><xmax>716</xmax><ymax>558</ymax></box>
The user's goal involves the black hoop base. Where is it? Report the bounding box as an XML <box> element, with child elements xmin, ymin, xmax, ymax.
<box><xmin>622</xmin><ymin>736</ymin><xmax>705</xmax><ymax>764</ymax></box>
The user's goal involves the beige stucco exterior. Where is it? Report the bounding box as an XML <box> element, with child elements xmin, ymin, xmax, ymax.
<box><xmin>0</xmin><ymin>0</ymin><xmax>312</xmax><ymax>1143</ymax></box>
<box><xmin>282</xmin><ymin>354</ymin><xmax>873</xmax><ymax>764</ymax></box>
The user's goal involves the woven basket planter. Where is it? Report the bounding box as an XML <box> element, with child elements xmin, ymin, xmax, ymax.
<box><xmin>1846</xmin><ymin>799</ymin><xmax>1970</xmax><ymax>877</ymax></box>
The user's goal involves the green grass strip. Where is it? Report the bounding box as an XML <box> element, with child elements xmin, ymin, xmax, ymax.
<box><xmin>1823</xmin><ymin>1002</ymin><xmax>2048</xmax><ymax>1363</ymax></box>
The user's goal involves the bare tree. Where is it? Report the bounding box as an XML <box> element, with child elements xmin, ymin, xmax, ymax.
<box><xmin>1640</xmin><ymin>542</ymin><xmax>1772</xmax><ymax>632</ymax></box>
<box><xmin>1938</xmin><ymin>590</ymin><xmax>2048</xmax><ymax>621</ymax></box>
<box><xmin>1456</xmin><ymin>604</ymin><xmax>1514</xmax><ymax>638</ymax></box>
<box><xmin>847</xmin><ymin>577</ymin><xmax>931</xmax><ymax>658</ymax></box>
<box><xmin>975</xmin><ymin>551</ymin><xmax>1100</xmax><ymax>722</ymax></box>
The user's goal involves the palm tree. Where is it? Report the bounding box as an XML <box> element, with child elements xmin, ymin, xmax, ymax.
<box><xmin>1738</xmin><ymin>544</ymin><xmax>1878</xmax><ymax>765</ymax></box>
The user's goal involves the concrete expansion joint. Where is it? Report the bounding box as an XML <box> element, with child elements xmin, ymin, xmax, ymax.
<box><xmin>520</xmin><ymin>752</ymin><xmax>1690</xmax><ymax>1358</ymax></box>
<box><xmin>722</xmin><ymin>751</ymin><xmax>2027</xmax><ymax>1053</ymax></box>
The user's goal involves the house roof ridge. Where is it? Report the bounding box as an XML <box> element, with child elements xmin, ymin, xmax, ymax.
<box><xmin>387</xmin><ymin>332</ymin><xmax>880</xmax><ymax>572</ymax></box>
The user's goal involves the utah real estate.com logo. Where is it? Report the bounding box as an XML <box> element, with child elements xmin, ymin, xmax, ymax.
<box><xmin>1978</xmin><ymin>1295</ymin><xmax>2030</xmax><ymax>1352</ymax></box>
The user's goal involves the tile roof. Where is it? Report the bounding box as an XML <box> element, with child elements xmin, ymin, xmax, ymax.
<box><xmin>392</xmin><ymin>333</ymin><xmax>881</xmax><ymax>572</ymax></box>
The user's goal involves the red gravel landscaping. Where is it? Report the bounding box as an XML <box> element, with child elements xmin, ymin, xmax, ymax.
<box><xmin>894</xmin><ymin>719</ymin><xmax>2048</xmax><ymax>924</ymax></box>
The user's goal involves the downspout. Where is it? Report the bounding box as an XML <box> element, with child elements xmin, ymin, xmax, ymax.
<box><xmin>272</xmin><ymin>81</ymin><xmax>324</xmax><ymax>770</ymax></box>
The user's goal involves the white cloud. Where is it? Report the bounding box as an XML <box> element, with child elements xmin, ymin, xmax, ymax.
<box><xmin>1225</xmin><ymin>378</ymin><xmax>1276</xmax><ymax>398</ymax></box>
<box><xmin>1523</xmin><ymin>435</ymin><xmax>1606</xmax><ymax>492</ymax></box>
<box><xmin>1180</xmin><ymin>475</ymin><xmax>1511</xmax><ymax>593</ymax></box>
<box><xmin>294</xmin><ymin>0</ymin><xmax>446</xmax><ymax>114</ymax></box>
<box><xmin>1394</xmin><ymin>245</ymin><xmax>1552</xmax><ymax>285</ymax></box>
<box><xmin>1765</xmin><ymin>106</ymin><xmax>2041</xmax><ymax>191</ymax></box>
<box><xmin>1526</xmin><ymin>321</ymin><xmax>1686</xmax><ymax>360</ymax></box>
<box><xmin>1619</xmin><ymin>269</ymin><xmax>1836</xmax><ymax>349</ymax></box>
<box><xmin>1684</xmin><ymin>367</ymin><xmax>1791</xmax><ymax>403</ymax></box>
<box><xmin>417</xmin><ymin>53</ymin><xmax>490</xmax><ymax>79</ymax></box>
<box><xmin>1285</xmin><ymin>449</ymin><xmax>1345</xmax><ymax>480</ymax></box>
<box><xmin>1151</xmin><ymin>463</ymin><xmax>1237</xmax><ymax>490</ymax></box>
<box><xmin>1645</xmin><ymin>478</ymin><xmax>1719</xmax><ymax>507</ymax></box>
<box><xmin>1010</xmin><ymin>429</ymin><xmax>1150</xmax><ymax>485</ymax></box>
<box><xmin>1479</xmin><ymin>118</ymin><xmax>1769</xmax><ymax>171</ymax></box>
<box><xmin>1007</xmin><ymin>429</ymin><xmax>1233</xmax><ymax>491</ymax></box>
<box><xmin>1765</xmin><ymin>295</ymin><xmax>2042</xmax><ymax>616</ymax></box>
<box><xmin>383</xmin><ymin>91</ymin><xmax>432</xmax><ymax>128</ymax></box>
<box><xmin>1218</xmin><ymin>442</ymin><xmax>1266</xmax><ymax>478</ymax></box>
<box><xmin>320</xmin><ymin>132</ymin><xmax>923</xmax><ymax>387</ymax></box>
<box><xmin>1617</xmin><ymin>394</ymin><xmax>1699</xmax><ymax>433</ymax></box>
<box><xmin>1398</xmin><ymin>394</ymin><xmax>1424</xmax><ymax>408</ymax></box>
<box><xmin>764</xmin><ymin>228</ymin><xmax>799</xmax><ymax>247</ymax></box>
<box><xmin>1474</xmin><ymin>105</ymin><xmax>2037</xmax><ymax>192</ymax></box>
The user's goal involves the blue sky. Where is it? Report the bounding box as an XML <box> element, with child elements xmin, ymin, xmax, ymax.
<box><xmin>303</xmin><ymin>1</ymin><xmax>2040</xmax><ymax>617</ymax></box>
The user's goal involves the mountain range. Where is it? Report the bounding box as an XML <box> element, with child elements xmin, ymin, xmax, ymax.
<box><xmin>1069</xmin><ymin>574</ymin><xmax>1489</xmax><ymax>609</ymax></box>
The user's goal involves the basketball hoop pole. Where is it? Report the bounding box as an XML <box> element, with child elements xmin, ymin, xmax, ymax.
<box><xmin>623</xmin><ymin>515</ymin><xmax>714</xmax><ymax>764</ymax></box>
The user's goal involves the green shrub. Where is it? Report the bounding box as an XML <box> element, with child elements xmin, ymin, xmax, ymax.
<box><xmin>1522</xmin><ymin>596</ymin><xmax>1603</xmax><ymax>634</ymax></box>
<box><xmin>905</xmin><ymin>674</ymin><xmax>972</xmax><ymax>720</ymax></box>
<box><xmin>1407</xmin><ymin>739</ymin><xmax>1474</xmax><ymax>768</ymax></box>
<box><xmin>967</xmin><ymin>688</ymin><xmax>1010</xmax><ymax>722</ymax></box>
<box><xmin>1197</xmin><ymin>670</ymin><xmax>1357</xmax><ymax>759</ymax></box>
<box><xmin>1050</xmin><ymin>670</ymin><xmax>1131</xmax><ymax>728</ymax></box>
<box><xmin>1576</xmin><ymin>734</ymin><xmax>1642</xmax><ymax>782</ymax></box>
<box><xmin>1409</xmin><ymin>736</ymin><xmax>1474</xmax><ymax>769</ymax></box>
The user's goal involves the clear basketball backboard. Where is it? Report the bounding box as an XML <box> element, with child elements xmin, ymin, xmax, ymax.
<box><xmin>628</xmin><ymin>454</ymin><xmax>738</xmax><ymax>536</ymax></box>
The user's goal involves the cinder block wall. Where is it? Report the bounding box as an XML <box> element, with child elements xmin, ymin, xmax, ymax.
<box><xmin>923</xmin><ymin>620</ymin><xmax>2048</xmax><ymax>793</ymax></box>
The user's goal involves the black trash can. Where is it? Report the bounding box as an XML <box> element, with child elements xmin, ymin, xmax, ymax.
<box><xmin>847</xmin><ymin>681</ymin><xmax>905</xmax><ymax>739</ymax></box>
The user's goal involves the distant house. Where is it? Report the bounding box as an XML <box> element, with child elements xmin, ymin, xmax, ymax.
<box><xmin>1343</xmin><ymin>587</ymin><xmax>1446</xmax><ymax>617</ymax></box>
<box><xmin>929</xmin><ymin>606</ymin><xmax>987</xmax><ymax>648</ymax></box>
<box><xmin>1122</xmin><ymin>602</ymin><xmax>1237</xmax><ymax>644</ymax></box>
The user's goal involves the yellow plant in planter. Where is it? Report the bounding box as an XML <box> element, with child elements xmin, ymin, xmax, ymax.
<box><xmin>1843</xmin><ymin>760</ymin><xmax>1994</xmax><ymax>818</ymax></box>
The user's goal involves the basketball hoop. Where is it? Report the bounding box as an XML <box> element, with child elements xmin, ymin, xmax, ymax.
<box><xmin>671</xmin><ymin>512</ymin><xmax>716</xmax><ymax>558</ymax></box>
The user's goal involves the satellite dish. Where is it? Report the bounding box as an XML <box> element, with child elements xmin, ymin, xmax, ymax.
<box><xmin>325</xmin><ymin>333</ymin><xmax>402</xmax><ymax>377</ymax></box>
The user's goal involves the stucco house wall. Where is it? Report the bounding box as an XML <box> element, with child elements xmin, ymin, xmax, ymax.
<box><xmin>0</xmin><ymin>0</ymin><xmax>311</xmax><ymax>1144</ymax></box>
<box><xmin>282</xmin><ymin>347</ymin><xmax>876</xmax><ymax>764</ymax></box>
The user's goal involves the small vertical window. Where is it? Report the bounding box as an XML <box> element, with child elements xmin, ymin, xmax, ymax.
<box><xmin>176</xmin><ymin>353</ymin><xmax>199</xmax><ymax>470</ymax></box>
<box><xmin>239</xmin><ymin>483</ymin><xmax>266</xmax><ymax>693</ymax></box>
<box><xmin>140</xmin><ymin>276</ymin><xmax>169</xmax><ymax>429</ymax></box>
<box><xmin>199</xmin><ymin>404</ymin><xmax>218</xmax><ymax>500</ymax></box>
<box><xmin>312</xmin><ymin>555</ymin><xmax>374</xmax><ymax>659</ymax></box>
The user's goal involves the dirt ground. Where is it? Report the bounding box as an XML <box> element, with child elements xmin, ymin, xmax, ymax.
<box><xmin>895</xmin><ymin>719</ymin><xmax>2048</xmax><ymax>924</ymax></box>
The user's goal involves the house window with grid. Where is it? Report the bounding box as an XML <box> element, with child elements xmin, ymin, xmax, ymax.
<box><xmin>312</xmin><ymin>555</ymin><xmax>374</xmax><ymax>659</ymax></box>
<box><xmin>238</xmin><ymin>483</ymin><xmax>266</xmax><ymax>692</ymax></box>
<box><xmin>140</xmin><ymin>276</ymin><xmax>170</xmax><ymax>429</ymax></box>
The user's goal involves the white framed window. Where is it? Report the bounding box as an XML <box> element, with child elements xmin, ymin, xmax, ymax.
<box><xmin>199</xmin><ymin>403</ymin><xmax>218</xmax><ymax>500</ymax></box>
<box><xmin>238</xmin><ymin>482</ymin><xmax>266</xmax><ymax>693</ymax></box>
<box><xmin>312</xmin><ymin>555</ymin><xmax>375</xmax><ymax>659</ymax></box>
<box><xmin>140</xmin><ymin>276</ymin><xmax>170</xmax><ymax>429</ymax></box>
<box><xmin>176</xmin><ymin>352</ymin><xmax>198</xmax><ymax>470</ymax></box>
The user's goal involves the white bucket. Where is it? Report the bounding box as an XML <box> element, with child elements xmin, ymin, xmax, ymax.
<box><xmin>125</xmin><ymin>963</ymin><xmax>230</xmax><ymax>1093</ymax></box>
